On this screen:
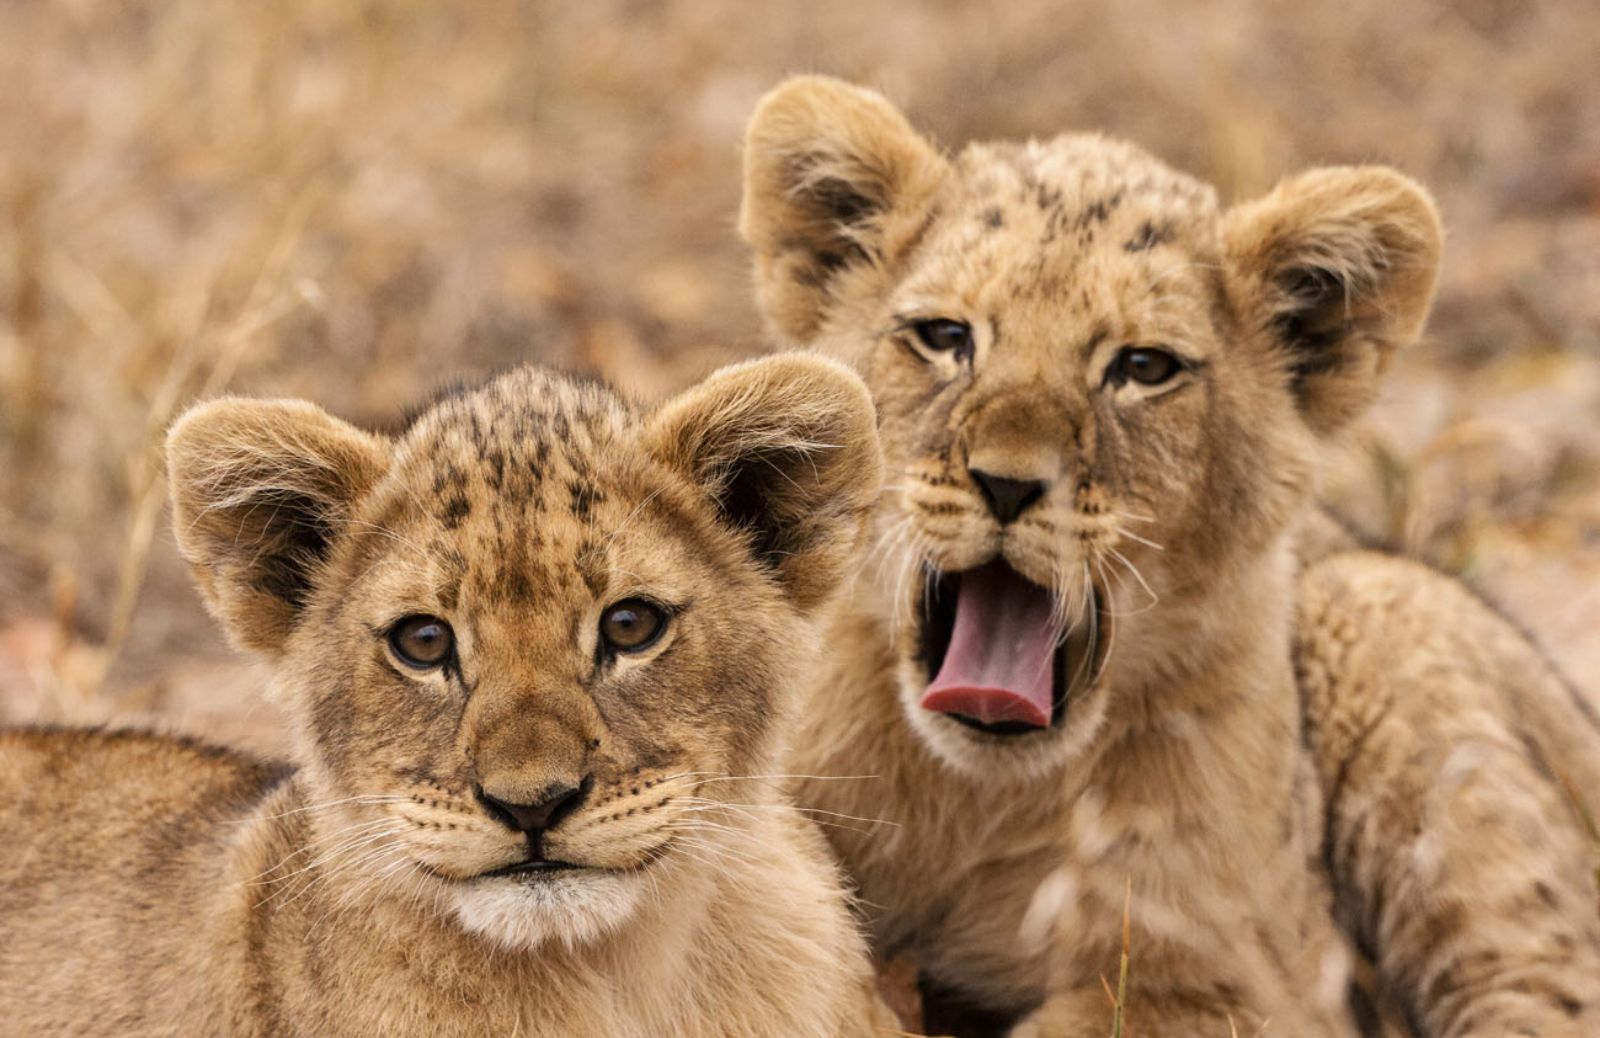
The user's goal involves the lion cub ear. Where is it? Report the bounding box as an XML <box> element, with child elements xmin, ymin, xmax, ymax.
<box><xmin>1224</xmin><ymin>167</ymin><xmax>1442</xmax><ymax>436</ymax></box>
<box><xmin>741</xmin><ymin>75</ymin><xmax>948</xmax><ymax>343</ymax></box>
<box><xmin>166</xmin><ymin>399</ymin><xmax>390</xmax><ymax>655</ymax></box>
<box><xmin>646</xmin><ymin>354</ymin><xmax>882</xmax><ymax>613</ymax></box>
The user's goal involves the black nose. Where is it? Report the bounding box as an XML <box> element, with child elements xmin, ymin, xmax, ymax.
<box><xmin>476</xmin><ymin>780</ymin><xmax>589</xmax><ymax>834</ymax></box>
<box><xmin>969</xmin><ymin>468</ymin><xmax>1047</xmax><ymax>524</ymax></box>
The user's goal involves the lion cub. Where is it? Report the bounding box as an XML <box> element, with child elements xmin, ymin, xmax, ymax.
<box><xmin>0</xmin><ymin>356</ymin><xmax>892</xmax><ymax>1037</ymax></box>
<box><xmin>740</xmin><ymin>77</ymin><xmax>1600</xmax><ymax>1036</ymax></box>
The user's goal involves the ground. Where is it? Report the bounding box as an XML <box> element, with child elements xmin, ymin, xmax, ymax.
<box><xmin>2</xmin><ymin>0</ymin><xmax>1599</xmax><ymax>753</ymax></box>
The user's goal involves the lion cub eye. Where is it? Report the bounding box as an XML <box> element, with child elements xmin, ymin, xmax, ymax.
<box><xmin>1107</xmin><ymin>346</ymin><xmax>1183</xmax><ymax>388</ymax></box>
<box><xmin>388</xmin><ymin>615</ymin><xmax>455</xmax><ymax>669</ymax></box>
<box><xmin>600</xmin><ymin>599</ymin><xmax>666</xmax><ymax>653</ymax></box>
<box><xmin>911</xmin><ymin>319</ymin><xmax>974</xmax><ymax>360</ymax></box>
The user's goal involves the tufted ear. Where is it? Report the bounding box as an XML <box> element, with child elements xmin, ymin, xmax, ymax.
<box><xmin>1224</xmin><ymin>166</ymin><xmax>1442</xmax><ymax>437</ymax></box>
<box><xmin>740</xmin><ymin>75</ymin><xmax>948</xmax><ymax>343</ymax></box>
<box><xmin>166</xmin><ymin>398</ymin><xmax>390</xmax><ymax>655</ymax></box>
<box><xmin>646</xmin><ymin>354</ymin><xmax>882</xmax><ymax>614</ymax></box>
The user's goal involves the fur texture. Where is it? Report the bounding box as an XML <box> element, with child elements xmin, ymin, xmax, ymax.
<box><xmin>0</xmin><ymin>355</ymin><xmax>895</xmax><ymax>1037</ymax></box>
<box><xmin>741</xmin><ymin>75</ymin><xmax>1600</xmax><ymax>1037</ymax></box>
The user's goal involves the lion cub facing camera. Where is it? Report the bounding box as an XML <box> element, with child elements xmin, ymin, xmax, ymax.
<box><xmin>0</xmin><ymin>355</ymin><xmax>891</xmax><ymax>1037</ymax></box>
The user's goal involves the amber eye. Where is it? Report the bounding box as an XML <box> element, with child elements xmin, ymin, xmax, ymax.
<box><xmin>600</xmin><ymin>599</ymin><xmax>666</xmax><ymax>653</ymax></box>
<box><xmin>911</xmin><ymin>319</ymin><xmax>974</xmax><ymax>359</ymax></box>
<box><xmin>388</xmin><ymin>615</ymin><xmax>455</xmax><ymax>669</ymax></box>
<box><xmin>1107</xmin><ymin>346</ymin><xmax>1183</xmax><ymax>387</ymax></box>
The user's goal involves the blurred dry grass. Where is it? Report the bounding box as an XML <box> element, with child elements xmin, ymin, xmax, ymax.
<box><xmin>2</xmin><ymin>0</ymin><xmax>1599</xmax><ymax>750</ymax></box>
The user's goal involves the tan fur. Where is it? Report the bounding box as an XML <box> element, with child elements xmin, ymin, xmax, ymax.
<box><xmin>742</xmin><ymin>76</ymin><xmax>1600</xmax><ymax>1036</ymax></box>
<box><xmin>0</xmin><ymin>355</ymin><xmax>896</xmax><ymax>1036</ymax></box>
<box><xmin>1298</xmin><ymin>554</ymin><xmax>1600</xmax><ymax>1037</ymax></box>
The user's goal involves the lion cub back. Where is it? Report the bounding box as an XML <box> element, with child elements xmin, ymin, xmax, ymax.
<box><xmin>0</xmin><ymin>728</ymin><xmax>288</xmax><ymax>1029</ymax></box>
<box><xmin>1298</xmin><ymin>551</ymin><xmax>1600</xmax><ymax>1036</ymax></box>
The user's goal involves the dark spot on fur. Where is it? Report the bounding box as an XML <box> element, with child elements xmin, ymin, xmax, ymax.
<box><xmin>431</xmin><ymin>464</ymin><xmax>468</xmax><ymax>498</ymax></box>
<box><xmin>983</xmin><ymin>207</ymin><xmax>1003</xmax><ymax>229</ymax></box>
<box><xmin>1074</xmin><ymin>190</ymin><xmax>1124</xmax><ymax>232</ymax></box>
<box><xmin>483</xmin><ymin>448</ymin><xmax>506</xmax><ymax>491</ymax></box>
<box><xmin>440</xmin><ymin>495</ymin><xmax>471</xmax><ymax>529</ymax></box>
<box><xmin>500</xmin><ymin>568</ymin><xmax>534</xmax><ymax>601</ymax></box>
<box><xmin>568</xmin><ymin>480</ymin><xmax>602</xmax><ymax>521</ymax></box>
<box><xmin>1125</xmin><ymin>219</ymin><xmax>1175</xmax><ymax>252</ymax></box>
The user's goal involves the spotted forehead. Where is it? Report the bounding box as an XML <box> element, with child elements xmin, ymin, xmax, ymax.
<box><xmin>955</xmin><ymin>134</ymin><xmax>1217</xmax><ymax>225</ymax></box>
<box><xmin>380</xmin><ymin>369</ymin><xmax>652</xmax><ymax>604</ymax></box>
<box><xmin>401</xmin><ymin>370</ymin><xmax>631</xmax><ymax>507</ymax></box>
<box><xmin>898</xmin><ymin>135</ymin><xmax>1228</xmax><ymax>340</ymax></box>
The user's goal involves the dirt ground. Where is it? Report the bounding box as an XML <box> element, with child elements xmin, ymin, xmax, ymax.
<box><xmin>2</xmin><ymin>0</ymin><xmax>1599</xmax><ymax>752</ymax></box>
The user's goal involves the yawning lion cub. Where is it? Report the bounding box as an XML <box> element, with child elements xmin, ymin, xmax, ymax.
<box><xmin>742</xmin><ymin>76</ymin><xmax>1600</xmax><ymax>1037</ymax></box>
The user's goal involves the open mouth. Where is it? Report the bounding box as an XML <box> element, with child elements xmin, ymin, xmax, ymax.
<box><xmin>916</xmin><ymin>559</ymin><xmax>1108</xmax><ymax>737</ymax></box>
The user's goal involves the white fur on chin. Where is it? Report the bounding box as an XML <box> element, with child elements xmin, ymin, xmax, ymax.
<box><xmin>451</xmin><ymin>870</ymin><xmax>643</xmax><ymax>951</ymax></box>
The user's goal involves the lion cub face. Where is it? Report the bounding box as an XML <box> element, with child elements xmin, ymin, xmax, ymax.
<box><xmin>166</xmin><ymin>357</ymin><xmax>879</xmax><ymax>948</ymax></box>
<box><xmin>743</xmin><ymin>78</ymin><xmax>1440</xmax><ymax>780</ymax></box>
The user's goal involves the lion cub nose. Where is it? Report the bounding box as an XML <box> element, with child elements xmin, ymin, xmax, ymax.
<box><xmin>969</xmin><ymin>468</ymin><xmax>1047</xmax><ymax>525</ymax></box>
<box><xmin>476</xmin><ymin>780</ymin><xmax>589</xmax><ymax>834</ymax></box>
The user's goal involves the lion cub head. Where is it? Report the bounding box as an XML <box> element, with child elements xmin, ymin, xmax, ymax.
<box><xmin>742</xmin><ymin>77</ymin><xmax>1440</xmax><ymax>780</ymax></box>
<box><xmin>165</xmin><ymin>356</ymin><xmax>879</xmax><ymax>948</ymax></box>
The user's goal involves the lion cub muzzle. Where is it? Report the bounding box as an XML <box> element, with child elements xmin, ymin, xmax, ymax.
<box><xmin>917</xmin><ymin>396</ymin><xmax>1108</xmax><ymax>737</ymax></box>
<box><xmin>475</xmin><ymin>779</ymin><xmax>591</xmax><ymax>873</ymax></box>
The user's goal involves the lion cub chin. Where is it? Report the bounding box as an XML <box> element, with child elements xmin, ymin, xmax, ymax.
<box><xmin>452</xmin><ymin>865</ymin><xmax>646</xmax><ymax>951</ymax></box>
<box><xmin>0</xmin><ymin>355</ymin><xmax>894</xmax><ymax>1037</ymax></box>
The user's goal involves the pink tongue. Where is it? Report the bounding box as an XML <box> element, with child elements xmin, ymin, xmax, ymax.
<box><xmin>920</xmin><ymin>561</ymin><xmax>1058</xmax><ymax>728</ymax></box>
